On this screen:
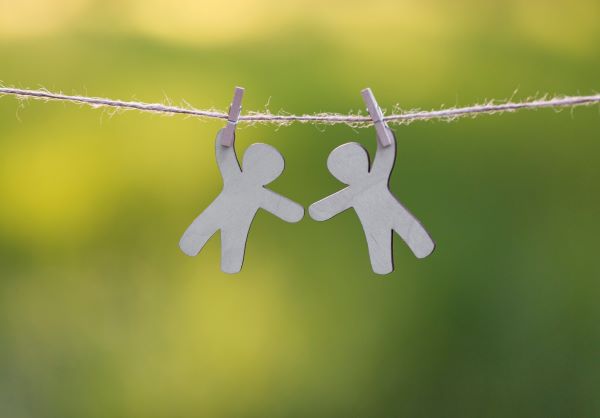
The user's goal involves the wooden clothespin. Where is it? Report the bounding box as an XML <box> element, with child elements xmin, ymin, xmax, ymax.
<box><xmin>361</xmin><ymin>88</ymin><xmax>394</xmax><ymax>147</ymax></box>
<box><xmin>221</xmin><ymin>86</ymin><xmax>245</xmax><ymax>147</ymax></box>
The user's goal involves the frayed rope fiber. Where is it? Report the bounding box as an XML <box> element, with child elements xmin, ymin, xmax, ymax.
<box><xmin>1</xmin><ymin>87</ymin><xmax>599</xmax><ymax>127</ymax></box>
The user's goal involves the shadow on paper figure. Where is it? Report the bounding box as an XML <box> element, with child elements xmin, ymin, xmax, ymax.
<box><xmin>309</xmin><ymin>132</ymin><xmax>435</xmax><ymax>275</ymax></box>
<box><xmin>180</xmin><ymin>129</ymin><xmax>304</xmax><ymax>273</ymax></box>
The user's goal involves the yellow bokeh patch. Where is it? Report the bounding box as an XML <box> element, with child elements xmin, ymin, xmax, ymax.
<box><xmin>0</xmin><ymin>134</ymin><xmax>113</xmax><ymax>245</ymax></box>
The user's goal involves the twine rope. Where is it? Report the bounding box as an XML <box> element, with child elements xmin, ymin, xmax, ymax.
<box><xmin>1</xmin><ymin>87</ymin><xmax>599</xmax><ymax>127</ymax></box>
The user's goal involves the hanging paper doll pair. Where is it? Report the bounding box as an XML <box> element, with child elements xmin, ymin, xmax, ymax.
<box><xmin>179</xmin><ymin>88</ymin><xmax>435</xmax><ymax>275</ymax></box>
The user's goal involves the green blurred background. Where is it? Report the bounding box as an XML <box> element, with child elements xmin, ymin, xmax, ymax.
<box><xmin>1</xmin><ymin>1</ymin><xmax>600</xmax><ymax>417</ymax></box>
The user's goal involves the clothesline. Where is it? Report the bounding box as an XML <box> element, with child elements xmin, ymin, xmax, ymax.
<box><xmin>1</xmin><ymin>87</ymin><xmax>599</xmax><ymax>127</ymax></box>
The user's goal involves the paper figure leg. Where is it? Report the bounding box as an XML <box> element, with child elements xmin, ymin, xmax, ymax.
<box><xmin>180</xmin><ymin>228</ymin><xmax>218</xmax><ymax>257</ymax></box>
<box><xmin>393</xmin><ymin>207</ymin><xmax>435</xmax><ymax>259</ymax></box>
<box><xmin>180</xmin><ymin>212</ymin><xmax>219</xmax><ymax>257</ymax></box>
<box><xmin>365</xmin><ymin>229</ymin><xmax>394</xmax><ymax>275</ymax></box>
<box><xmin>220</xmin><ymin>223</ymin><xmax>252</xmax><ymax>274</ymax></box>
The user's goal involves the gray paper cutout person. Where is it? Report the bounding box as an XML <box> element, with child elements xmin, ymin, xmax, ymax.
<box><xmin>309</xmin><ymin>132</ymin><xmax>435</xmax><ymax>274</ymax></box>
<box><xmin>180</xmin><ymin>128</ymin><xmax>304</xmax><ymax>273</ymax></box>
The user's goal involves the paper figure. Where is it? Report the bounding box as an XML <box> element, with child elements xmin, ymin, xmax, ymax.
<box><xmin>180</xmin><ymin>129</ymin><xmax>304</xmax><ymax>273</ymax></box>
<box><xmin>309</xmin><ymin>133</ymin><xmax>435</xmax><ymax>274</ymax></box>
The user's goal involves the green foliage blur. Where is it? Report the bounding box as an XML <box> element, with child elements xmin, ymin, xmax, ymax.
<box><xmin>1</xmin><ymin>1</ymin><xmax>600</xmax><ymax>417</ymax></box>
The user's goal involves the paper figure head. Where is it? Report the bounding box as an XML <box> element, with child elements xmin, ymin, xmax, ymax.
<box><xmin>327</xmin><ymin>142</ymin><xmax>369</xmax><ymax>185</ymax></box>
<box><xmin>242</xmin><ymin>143</ymin><xmax>285</xmax><ymax>185</ymax></box>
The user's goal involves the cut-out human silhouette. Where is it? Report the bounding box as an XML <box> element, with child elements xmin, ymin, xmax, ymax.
<box><xmin>180</xmin><ymin>129</ymin><xmax>304</xmax><ymax>273</ymax></box>
<box><xmin>309</xmin><ymin>132</ymin><xmax>435</xmax><ymax>274</ymax></box>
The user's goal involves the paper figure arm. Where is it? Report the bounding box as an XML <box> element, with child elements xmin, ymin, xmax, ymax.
<box><xmin>260</xmin><ymin>189</ymin><xmax>304</xmax><ymax>223</ymax></box>
<box><xmin>308</xmin><ymin>188</ymin><xmax>353</xmax><ymax>221</ymax></box>
<box><xmin>215</xmin><ymin>128</ymin><xmax>242</xmax><ymax>183</ymax></box>
<box><xmin>370</xmin><ymin>129</ymin><xmax>396</xmax><ymax>179</ymax></box>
